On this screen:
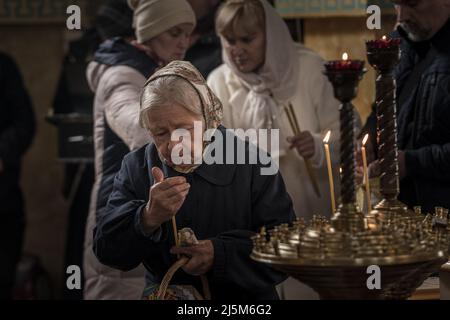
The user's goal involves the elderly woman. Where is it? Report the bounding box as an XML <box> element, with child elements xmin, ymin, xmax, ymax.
<box><xmin>84</xmin><ymin>0</ymin><xmax>196</xmax><ymax>299</ymax></box>
<box><xmin>93</xmin><ymin>61</ymin><xmax>295</xmax><ymax>300</ymax></box>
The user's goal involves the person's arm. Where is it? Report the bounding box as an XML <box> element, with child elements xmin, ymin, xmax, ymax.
<box><xmin>0</xmin><ymin>55</ymin><xmax>36</xmax><ymax>168</ymax></box>
<box><xmin>208</xmin><ymin>164</ymin><xmax>295</xmax><ymax>292</ymax></box>
<box><xmin>102</xmin><ymin>67</ymin><xmax>151</xmax><ymax>150</ymax></box>
<box><xmin>93</xmin><ymin>154</ymin><xmax>167</xmax><ymax>271</ymax></box>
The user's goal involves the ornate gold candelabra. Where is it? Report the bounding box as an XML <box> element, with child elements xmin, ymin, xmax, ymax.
<box><xmin>365</xmin><ymin>37</ymin><xmax>449</xmax><ymax>299</ymax></box>
<box><xmin>251</xmin><ymin>47</ymin><xmax>447</xmax><ymax>299</ymax></box>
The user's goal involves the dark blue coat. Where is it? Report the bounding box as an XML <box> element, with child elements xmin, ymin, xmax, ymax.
<box><xmin>397</xmin><ymin>21</ymin><xmax>450</xmax><ymax>212</ymax></box>
<box><xmin>362</xmin><ymin>21</ymin><xmax>450</xmax><ymax>213</ymax></box>
<box><xmin>94</xmin><ymin>126</ymin><xmax>295</xmax><ymax>300</ymax></box>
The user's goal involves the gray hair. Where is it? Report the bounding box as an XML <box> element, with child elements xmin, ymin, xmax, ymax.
<box><xmin>139</xmin><ymin>75</ymin><xmax>204</xmax><ymax>129</ymax></box>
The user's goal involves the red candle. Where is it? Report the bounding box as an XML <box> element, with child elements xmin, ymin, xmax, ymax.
<box><xmin>325</xmin><ymin>53</ymin><xmax>364</xmax><ymax>71</ymax></box>
<box><xmin>366</xmin><ymin>35</ymin><xmax>401</xmax><ymax>50</ymax></box>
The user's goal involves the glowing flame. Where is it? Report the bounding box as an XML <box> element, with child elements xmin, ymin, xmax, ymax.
<box><xmin>340</xmin><ymin>167</ymin><xmax>342</xmax><ymax>174</ymax></box>
<box><xmin>362</xmin><ymin>134</ymin><xmax>369</xmax><ymax>146</ymax></box>
<box><xmin>342</xmin><ymin>52</ymin><xmax>349</xmax><ymax>61</ymax></box>
<box><xmin>323</xmin><ymin>130</ymin><xmax>331</xmax><ymax>143</ymax></box>
<box><xmin>382</xmin><ymin>35</ymin><xmax>387</xmax><ymax>40</ymax></box>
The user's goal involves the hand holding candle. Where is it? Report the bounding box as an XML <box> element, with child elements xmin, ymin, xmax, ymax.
<box><xmin>143</xmin><ymin>167</ymin><xmax>190</xmax><ymax>249</ymax></box>
<box><xmin>323</xmin><ymin>131</ymin><xmax>336</xmax><ymax>215</ymax></box>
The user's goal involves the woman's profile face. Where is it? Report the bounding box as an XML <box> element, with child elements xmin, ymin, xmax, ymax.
<box><xmin>146</xmin><ymin>103</ymin><xmax>204</xmax><ymax>170</ymax></box>
<box><xmin>143</xmin><ymin>23</ymin><xmax>195</xmax><ymax>65</ymax></box>
<box><xmin>222</xmin><ymin>27</ymin><xmax>266</xmax><ymax>73</ymax></box>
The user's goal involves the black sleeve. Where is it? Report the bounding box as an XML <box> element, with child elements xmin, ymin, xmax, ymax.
<box><xmin>209</xmin><ymin>164</ymin><xmax>295</xmax><ymax>292</ymax></box>
<box><xmin>404</xmin><ymin>76</ymin><xmax>450</xmax><ymax>181</ymax></box>
<box><xmin>93</xmin><ymin>155</ymin><xmax>166</xmax><ymax>271</ymax></box>
<box><xmin>0</xmin><ymin>54</ymin><xmax>36</xmax><ymax>167</ymax></box>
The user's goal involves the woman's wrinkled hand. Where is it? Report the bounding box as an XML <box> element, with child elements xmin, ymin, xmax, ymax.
<box><xmin>170</xmin><ymin>240</ymin><xmax>214</xmax><ymax>276</ymax></box>
<box><xmin>287</xmin><ymin>131</ymin><xmax>315</xmax><ymax>159</ymax></box>
<box><xmin>141</xmin><ymin>166</ymin><xmax>190</xmax><ymax>234</ymax></box>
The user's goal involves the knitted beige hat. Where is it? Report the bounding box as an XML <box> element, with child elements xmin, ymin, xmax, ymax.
<box><xmin>128</xmin><ymin>0</ymin><xmax>196</xmax><ymax>43</ymax></box>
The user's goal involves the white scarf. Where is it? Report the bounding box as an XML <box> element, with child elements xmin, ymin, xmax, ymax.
<box><xmin>221</xmin><ymin>0</ymin><xmax>299</xmax><ymax>157</ymax></box>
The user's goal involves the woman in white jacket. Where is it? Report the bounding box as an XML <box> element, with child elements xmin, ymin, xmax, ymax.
<box><xmin>207</xmin><ymin>0</ymin><xmax>343</xmax><ymax>221</ymax></box>
<box><xmin>207</xmin><ymin>0</ymin><xmax>346</xmax><ymax>300</ymax></box>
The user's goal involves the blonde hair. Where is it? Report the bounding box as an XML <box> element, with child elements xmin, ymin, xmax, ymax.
<box><xmin>139</xmin><ymin>75</ymin><xmax>203</xmax><ymax>129</ymax></box>
<box><xmin>215</xmin><ymin>0</ymin><xmax>265</xmax><ymax>37</ymax></box>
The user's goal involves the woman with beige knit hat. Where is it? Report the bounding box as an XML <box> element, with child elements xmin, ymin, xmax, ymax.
<box><xmin>84</xmin><ymin>0</ymin><xmax>196</xmax><ymax>300</ymax></box>
<box><xmin>128</xmin><ymin>0</ymin><xmax>196</xmax><ymax>66</ymax></box>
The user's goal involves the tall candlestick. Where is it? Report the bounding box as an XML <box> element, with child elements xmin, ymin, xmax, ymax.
<box><xmin>323</xmin><ymin>131</ymin><xmax>336</xmax><ymax>215</ymax></box>
<box><xmin>366</xmin><ymin>36</ymin><xmax>403</xmax><ymax>217</ymax></box>
<box><xmin>324</xmin><ymin>54</ymin><xmax>366</xmax><ymax>233</ymax></box>
<box><xmin>361</xmin><ymin>134</ymin><xmax>372</xmax><ymax>213</ymax></box>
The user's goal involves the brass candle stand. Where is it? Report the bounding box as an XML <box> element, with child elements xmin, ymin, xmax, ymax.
<box><xmin>251</xmin><ymin>47</ymin><xmax>447</xmax><ymax>299</ymax></box>
<box><xmin>365</xmin><ymin>38</ymin><xmax>448</xmax><ymax>298</ymax></box>
<box><xmin>251</xmin><ymin>216</ymin><xmax>445</xmax><ymax>299</ymax></box>
<box><xmin>324</xmin><ymin>60</ymin><xmax>366</xmax><ymax>234</ymax></box>
<box><xmin>365</xmin><ymin>38</ymin><xmax>417</xmax><ymax>223</ymax></box>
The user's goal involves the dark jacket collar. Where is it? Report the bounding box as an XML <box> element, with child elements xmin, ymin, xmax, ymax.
<box><xmin>430</xmin><ymin>18</ymin><xmax>450</xmax><ymax>52</ymax></box>
<box><xmin>194</xmin><ymin>126</ymin><xmax>236</xmax><ymax>186</ymax></box>
<box><xmin>94</xmin><ymin>37</ymin><xmax>157</xmax><ymax>78</ymax></box>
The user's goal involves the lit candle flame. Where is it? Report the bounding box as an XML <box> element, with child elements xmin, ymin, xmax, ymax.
<box><xmin>323</xmin><ymin>130</ymin><xmax>331</xmax><ymax>143</ymax></box>
<box><xmin>362</xmin><ymin>134</ymin><xmax>369</xmax><ymax>146</ymax></box>
<box><xmin>382</xmin><ymin>35</ymin><xmax>387</xmax><ymax>40</ymax></box>
<box><xmin>342</xmin><ymin>52</ymin><xmax>348</xmax><ymax>61</ymax></box>
<box><xmin>340</xmin><ymin>167</ymin><xmax>342</xmax><ymax>174</ymax></box>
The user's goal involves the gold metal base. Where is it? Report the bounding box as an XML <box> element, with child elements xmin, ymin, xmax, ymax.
<box><xmin>251</xmin><ymin>212</ymin><xmax>448</xmax><ymax>299</ymax></box>
<box><xmin>332</xmin><ymin>203</ymin><xmax>365</xmax><ymax>234</ymax></box>
<box><xmin>250</xmin><ymin>256</ymin><xmax>446</xmax><ymax>300</ymax></box>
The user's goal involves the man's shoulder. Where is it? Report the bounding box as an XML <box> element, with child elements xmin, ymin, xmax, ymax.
<box><xmin>432</xmin><ymin>52</ymin><xmax>450</xmax><ymax>72</ymax></box>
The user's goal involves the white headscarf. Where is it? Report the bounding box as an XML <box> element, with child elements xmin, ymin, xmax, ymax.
<box><xmin>221</xmin><ymin>0</ymin><xmax>299</xmax><ymax>156</ymax></box>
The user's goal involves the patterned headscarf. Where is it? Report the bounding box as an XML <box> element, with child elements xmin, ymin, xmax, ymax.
<box><xmin>140</xmin><ymin>60</ymin><xmax>223</xmax><ymax>130</ymax></box>
<box><xmin>139</xmin><ymin>61</ymin><xmax>223</xmax><ymax>174</ymax></box>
